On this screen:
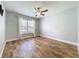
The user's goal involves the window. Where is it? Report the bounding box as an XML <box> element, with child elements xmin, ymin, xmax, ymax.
<box><xmin>19</xmin><ymin>17</ymin><xmax>35</xmax><ymax>35</ymax></box>
<box><xmin>28</xmin><ymin>20</ymin><xmax>35</xmax><ymax>33</ymax></box>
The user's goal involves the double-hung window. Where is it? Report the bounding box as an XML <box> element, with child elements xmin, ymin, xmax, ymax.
<box><xmin>19</xmin><ymin>17</ymin><xmax>35</xmax><ymax>35</ymax></box>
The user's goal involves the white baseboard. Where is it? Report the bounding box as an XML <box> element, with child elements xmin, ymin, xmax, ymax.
<box><xmin>0</xmin><ymin>40</ymin><xmax>6</xmax><ymax>58</ymax></box>
<box><xmin>40</xmin><ymin>35</ymin><xmax>78</xmax><ymax>46</ymax></box>
<box><xmin>6</xmin><ymin>36</ymin><xmax>34</xmax><ymax>42</ymax></box>
<box><xmin>6</xmin><ymin>38</ymin><xmax>18</xmax><ymax>42</ymax></box>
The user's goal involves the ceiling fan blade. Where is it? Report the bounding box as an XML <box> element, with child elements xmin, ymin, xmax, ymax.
<box><xmin>37</xmin><ymin>7</ymin><xmax>40</xmax><ymax>10</ymax></box>
<box><xmin>34</xmin><ymin>7</ymin><xmax>38</xmax><ymax>11</ymax></box>
<box><xmin>41</xmin><ymin>14</ymin><xmax>45</xmax><ymax>16</ymax></box>
<box><xmin>34</xmin><ymin>7</ymin><xmax>41</xmax><ymax>12</ymax></box>
<box><xmin>41</xmin><ymin>9</ymin><xmax>48</xmax><ymax>12</ymax></box>
<box><xmin>35</xmin><ymin>14</ymin><xmax>37</xmax><ymax>16</ymax></box>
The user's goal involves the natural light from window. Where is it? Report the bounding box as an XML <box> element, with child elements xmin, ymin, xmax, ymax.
<box><xmin>19</xmin><ymin>17</ymin><xmax>35</xmax><ymax>35</ymax></box>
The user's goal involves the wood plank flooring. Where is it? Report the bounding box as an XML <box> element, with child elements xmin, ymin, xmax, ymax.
<box><xmin>2</xmin><ymin>37</ymin><xmax>79</xmax><ymax>58</ymax></box>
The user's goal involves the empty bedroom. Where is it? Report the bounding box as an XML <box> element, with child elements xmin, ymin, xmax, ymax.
<box><xmin>0</xmin><ymin>1</ymin><xmax>79</xmax><ymax>58</ymax></box>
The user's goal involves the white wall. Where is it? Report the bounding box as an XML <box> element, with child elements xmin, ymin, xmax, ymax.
<box><xmin>6</xmin><ymin>11</ymin><xmax>18</xmax><ymax>40</ymax></box>
<box><xmin>35</xmin><ymin>18</ymin><xmax>40</xmax><ymax>36</ymax></box>
<box><xmin>40</xmin><ymin>2</ymin><xmax>77</xmax><ymax>45</ymax></box>
<box><xmin>0</xmin><ymin>2</ymin><xmax>6</xmax><ymax>57</ymax></box>
<box><xmin>78</xmin><ymin>2</ymin><xmax>79</xmax><ymax>55</ymax></box>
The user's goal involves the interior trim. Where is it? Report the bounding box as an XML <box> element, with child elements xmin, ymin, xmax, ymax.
<box><xmin>6</xmin><ymin>36</ymin><xmax>34</xmax><ymax>42</ymax></box>
<box><xmin>40</xmin><ymin>35</ymin><xmax>78</xmax><ymax>46</ymax></box>
<box><xmin>0</xmin><ymin>41</ymin><xmax>6</xmax><ymax>58</ymax></box>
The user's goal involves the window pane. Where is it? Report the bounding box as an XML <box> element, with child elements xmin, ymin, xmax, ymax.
<box><xmin>28</xmin><ymin>20</ymin><xmax>35</xmax><ymax>33</ymax></box>
<box><xmin>28</xmin><ymin>27</ymin><xmax>34</xmax><ymax>33</ymax></box>
<box><xmin>28</xmin><ymin>20</ymin><xmax>34</xmax><ymax>27</ymax></box>
<box><xmin>19</xmin><ymin>17</ymin><xmax>27</xmax><ymax>34</ymax></box>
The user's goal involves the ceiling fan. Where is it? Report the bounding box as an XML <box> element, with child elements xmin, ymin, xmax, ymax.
<box><xmin>34</xmin><ymin>7</ymin><xmax>48</xmax><ymax>16</ymax></box>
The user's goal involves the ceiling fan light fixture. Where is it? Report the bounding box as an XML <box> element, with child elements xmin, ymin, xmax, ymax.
<box><xmin>36</xmin><ymin>12</ymin><xmax>41</xmax><ymax>15</ymax></box>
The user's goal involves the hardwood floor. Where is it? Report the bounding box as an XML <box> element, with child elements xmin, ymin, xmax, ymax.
<box><xmin>2</xmin><ymin>37</ymin><xmax>79</xmax><ymax>58</ymax></box>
